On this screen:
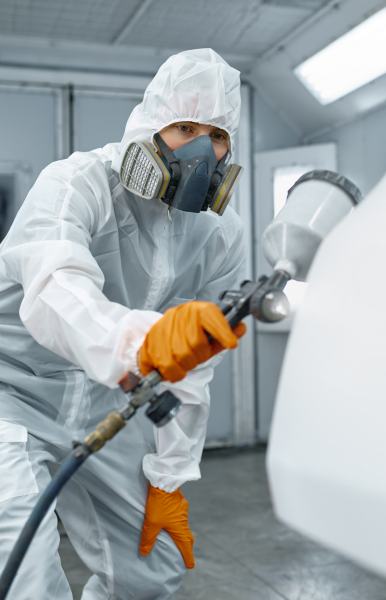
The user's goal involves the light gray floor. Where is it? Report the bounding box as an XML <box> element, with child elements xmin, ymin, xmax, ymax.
<box><xmin>59</xmin><ymin>447</ymin><xmax>386</xmax><ymax>599</ymax></box>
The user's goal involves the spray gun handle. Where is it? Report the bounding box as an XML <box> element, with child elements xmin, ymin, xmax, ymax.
<box><xmin>119</xmin><ymin>298</ymin><xmax>239</xmax><ymax>393</ymax></box>
<box><xmin>120</xmin><ymin>275</ymin><xmax>290</xmax><ymax>395</ymax></box>
<box><xmin>119</xmin><ymin>277</ymin><xmax>291</xmax><ymax>429</ymax></box>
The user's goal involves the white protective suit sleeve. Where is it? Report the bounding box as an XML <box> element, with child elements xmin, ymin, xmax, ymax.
<box><xmin>1</xmin><ymin>157</ymin><xmax>162</xmax><ymax>388</ymax></box>
<box><xmin>142</xmin><ymin>218</ymin><xmax>246</xmax><ymax>491</ymax></box>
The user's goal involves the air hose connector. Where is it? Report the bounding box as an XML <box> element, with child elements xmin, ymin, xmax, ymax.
<box><xmin>83</xmin><ymin>411</ymin><xmax>126</xmax><ymax>453</ymax></box>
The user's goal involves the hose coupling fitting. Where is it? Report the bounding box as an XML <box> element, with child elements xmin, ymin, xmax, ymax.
<box><xmin>83</xmin><ymin>411</ymin><xmax>126</xmax><ymax>453</ymax></box>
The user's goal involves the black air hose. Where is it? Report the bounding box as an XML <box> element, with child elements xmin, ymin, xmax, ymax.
<box><xmin>0</xmin><ymin>446</ymin><xmax>90</xmax><ymax>600</ymax></box>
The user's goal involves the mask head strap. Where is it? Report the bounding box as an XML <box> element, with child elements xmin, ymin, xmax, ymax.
<box><xmin>202</xmin><ymin>153</ymin><xmax>228</xmax><ymax>210</ymax></box>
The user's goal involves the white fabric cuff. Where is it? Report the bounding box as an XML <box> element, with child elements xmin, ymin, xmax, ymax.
<box><xmin>117</xmin><ymin>309</ymin><xmax>162</xmax><ymax>379</ymax></box>
<box><xmin>143</xmin><ymin>455</ymin><xmax>201</xmax><ymax>493</ymax></box>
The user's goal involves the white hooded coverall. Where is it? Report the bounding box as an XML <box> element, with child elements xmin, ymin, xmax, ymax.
<box><xmin>0</xmin><ymin>49</ymin><xmax>245</xmax><ymax>599</ymax></box>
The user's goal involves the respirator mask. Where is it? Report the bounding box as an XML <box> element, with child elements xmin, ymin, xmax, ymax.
<box><xmin>120</xmin><ymin>131</ymin><xmax>242</xmax><ymax>215</ymax></box>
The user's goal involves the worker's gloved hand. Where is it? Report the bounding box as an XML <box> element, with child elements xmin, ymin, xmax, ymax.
<box><xmin>139</xmin><ymin>485</ymin><xmax>195</xmax><ymax>569</ymax></box>
<box><xmin>138</xmin><ymin>301</ymin><xmax>246</xmax><ymax>382</ymax></box>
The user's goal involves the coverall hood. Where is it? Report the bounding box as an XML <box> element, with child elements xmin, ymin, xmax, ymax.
<box><xmin>112</xmin><ymin>48</ymin><xmax>241</xmax><ymax>173</ymax></box>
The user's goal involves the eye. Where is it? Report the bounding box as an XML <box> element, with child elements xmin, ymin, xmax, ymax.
<box><xmin>176</xmin><ymin>123</ymin><xmax>194</xmax><ymax>135</ymax></box>
<box><xmin>210</xmin><ymin>130</ymin><xmax>228</xmax><ymax>144</ymax></box>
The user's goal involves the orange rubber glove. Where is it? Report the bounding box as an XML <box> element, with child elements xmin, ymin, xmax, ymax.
<box><xmin>138</xmin><ymin>301</ymin><xmax>246</xmax><ymax>382</ymax></box>
<box><xmin>139</xmin><ymin>485</ymin><xmax>195</xmax><ymax>569</ymax></box>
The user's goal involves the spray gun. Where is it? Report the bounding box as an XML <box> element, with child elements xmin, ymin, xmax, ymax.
<box><xmin>224</xmin><ymin>169</ymin><xmax>363</xmax><ymax>326</ymax></box>
<box><xmin>0</xmin><ymin>169</ymin><xmax>362</xmax><ymax>599</ymax></box>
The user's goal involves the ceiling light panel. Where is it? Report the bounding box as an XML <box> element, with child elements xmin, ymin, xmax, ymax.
<box><xmin>294</xmin><ymin>7</ymin><xmax>386</xmax><ymax>105</ymax></box>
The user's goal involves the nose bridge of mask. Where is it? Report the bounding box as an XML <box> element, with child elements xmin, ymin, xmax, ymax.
<box><xmin>172</xmin><ymin>134</ymin><xmax>216</xmax><ymax>164</ymax></box>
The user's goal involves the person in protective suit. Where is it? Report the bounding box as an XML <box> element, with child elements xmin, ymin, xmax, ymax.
<box><xmin>0</xmin><ymin>48</ymin><xmax>246</xmax><ymax>599</ymax></box>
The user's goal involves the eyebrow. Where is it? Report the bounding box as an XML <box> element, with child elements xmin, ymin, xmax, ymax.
<box><xmin>177</xmin><ymin>121</ymin><xmax>229</xmax><ymax>140</ymax></box>
<box><xmin>212</xmin><ymin>127</ymin><xmax>228</xmax><ymax>136</ymax></box>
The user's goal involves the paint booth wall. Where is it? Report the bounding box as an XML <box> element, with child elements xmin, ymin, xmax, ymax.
<box><xmin>308</xmin><ymin>103</ymin><xmax>386</xmax><ymax>197</ymax></box>
<box><xmin>253</xmin><ymin>90</ymin><xmax>300</xmax><ymax>153</ymax></box>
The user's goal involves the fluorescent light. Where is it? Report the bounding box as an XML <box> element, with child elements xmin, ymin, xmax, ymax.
<box><xmin>294</xmin><ymin>8</ymin><xmax>386</xmax><ymax>105</ymax></box>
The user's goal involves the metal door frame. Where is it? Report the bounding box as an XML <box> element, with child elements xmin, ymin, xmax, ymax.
<box><xmin>231</xmin><ymin>84</ymin><xmax>256</xmax><ymax>445</ymax></box>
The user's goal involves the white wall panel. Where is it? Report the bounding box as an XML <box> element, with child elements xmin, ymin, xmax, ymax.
<box><xmin>73</xmin><ymin>90</ymin><xmax>140</xmax><ymax>151</ymax></box>
<box><xmin>0</xmin><ymin>84</ymin><xmax>60</xmax><ymax>232</ymax></box>
<box><xmin>309</xmin><ymin>103</ymin><xmax>386</xmax><ymax>196</ymax></box>
<box><xmin>0</xmin><ymin>85</ymin><xmax>58</xmax><ymax>179</ymax></box>
<box><xmin>253</xmin><ymin>90</ymin><xmax>300</xmax><ymax>153</ymax></box>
